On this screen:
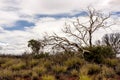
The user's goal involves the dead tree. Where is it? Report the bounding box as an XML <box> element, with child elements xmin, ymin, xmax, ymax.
<box><xmin>63</xmin><ymin>7</ymin><xmax>113</xmax><ymax>47</ymax></box>
<box><xmin>48</xmin><ymin>33</ymin><xmax>83</xmax><ymax>53</ymax></box>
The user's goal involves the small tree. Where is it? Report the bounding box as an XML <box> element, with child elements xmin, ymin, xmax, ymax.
<box><xmin>28</xmin><ymin>39</ymin><xmax>44</xmax><ymax>54</ymax></box>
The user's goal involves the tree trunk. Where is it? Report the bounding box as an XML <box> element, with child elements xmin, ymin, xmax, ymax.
<box><xmin>89</xmin><ymin>31</ymin><xmax>92</xmax><ymax>47</ymax></box>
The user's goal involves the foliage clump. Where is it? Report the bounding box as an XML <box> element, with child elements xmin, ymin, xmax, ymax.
<box><xmin>84</xmin><ymin>46</ymin><xmax>115</xmax><ymax>64</ymax></box>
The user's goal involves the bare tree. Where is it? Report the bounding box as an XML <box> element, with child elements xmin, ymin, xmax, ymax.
<box><xmin>63</xmin><ymin>7</ymin><xmax>113</xmax><ymax>47</ymax></box>
<box><xmin>102</xmin><ymin>33</ymin><xmax>120</xmax><ymax>54</ymax></box>
<box><xmin>48</xmin><ymin>33</ymin><xmax>83</xmax><ymax>53</ymax></box>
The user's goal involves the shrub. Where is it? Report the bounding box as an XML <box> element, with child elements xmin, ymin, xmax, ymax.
<box><xmin>80</xmin><ymin>65</ymin><xmax>89</xmax><ymax>75</ymax></box>
<box><xmin>10</xmin><ymin>62</ymin><xmax>26</xmax><ymax>70</ymax></box>
<box><xmin>32</xmin><ymin>72</ymin><xmax>39</xmax><ymax>80</ymax></box>
<box><xmin>17</xmin><ymin>70</ymin><xmax>32</xmax><ymax>78</ymax></box>
<box><xmin>104</xmin><ymin>58</ymin><xmax>118</xmax><ymax>67</ymax></box>
<box><xmin>115</xmin><ymin>64</ymin><xmax>120</xmax><ymax>75</ymax></box>
<box><xmin>71</xmin><ymin>69</ymin><xmax>79</xmax><ymax>76</ymax></box>
<box><xmin>102</xmin><ymin>65</ymin><xmax>116</xmax><ymax>78</ymax></box>
<box><xmin>29</xmin><ymin>59</ymin><xmax>39</xmax><ymax>67</ymax></box>
<box><xmin>79</xmin><ymin>74</ymin><xmax>91</xmax><ymax>80</ymax></box>
<box><xmin>32</xmin><ymin>66</ymin><xmax>47</xmax><ymax>75</ymax></box>
<box><xmin>92</xmin><ymin>74</ymin><xmax>103</xmax><ymax>80</ymax></box>
<box><xmin>1</xmin><ymin>59</ymin><xmax>15</xmax><ymax>68</ymax></box>
<box><xmin>80</xmin><ymin>63</ymin><xmax>101</xmax><ymax>76</ymax></box>
<box><xmin>0</xmin><ymin>58</ymin><xmax>6</xmax><ymax>64</ymax></box>
<box><xmin>64</xmin><ymin>57</ymin><xmax>84</xmax><ymax>69</ymax></box>
<box><xmin>50</xmin><ymin>53</ymin><xmax>68</xmax><ymax>64</ymax></box>
<box><xmin>0</xmin><ymin>69</ymin><xmax>13</xmax><ymax>78</ymax></box>
<box><xmin>52</xmin><ymin>65</ymin><xmax>67</xmax><ymax>73</ymax></box>
<box><xmin>84</xmin><ymin>46</ymin><xmax>115</xmax><ymax>64</ymax></box>
<box><xmin>43</xmin><ymin>60</ymin><xmax>53</xmax><ymax>68</ymax></box>
<box><xmin>87</xmin><ymin>64</ymin><xmax>101</xmax><ymax>75</ymax></box>
<box><xmin>42</xmin><ymin>75</ymin><xmax>55</xmax><ymax>80</ymax></box>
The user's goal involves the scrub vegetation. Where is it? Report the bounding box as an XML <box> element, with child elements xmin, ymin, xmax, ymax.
<box><xmin>0</xmin><ymin>8</ymin><xmax>120</xmax><ymax>80</ymax></box>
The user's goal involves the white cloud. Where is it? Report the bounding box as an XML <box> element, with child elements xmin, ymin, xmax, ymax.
<box><xmin>0</xmin><ymin>0</ymin><xmax>119</xmax><ymax>27</ymax></box>
<box><xmin>0</xmin><ymin>16</ymin><xmax>119</xmax><ymax>54</ymax></box>
<box><xmin>18</xmin><ymin>0</ymin><xmax>120</xmax><ymax>15</ymax></box>
<box><xmin>0</xmin><ymin>11</ymin><xmax>20</xmax><ymax>27</ymax></box>
<box><xmin>19</xmin><ymin>0</ymin><xmax>101</xmax><ymax>15</ymax></box>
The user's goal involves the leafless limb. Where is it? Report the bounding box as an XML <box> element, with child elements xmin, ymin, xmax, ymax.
<box><xmin>63</xmin><ymin>7</ymin><xmax>113</xmax><ymax>47</ymax></box>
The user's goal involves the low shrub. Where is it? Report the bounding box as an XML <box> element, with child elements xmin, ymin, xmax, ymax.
<box><xmin>71</xmin><ymin>69</ymin><xmax>79</xmax><ymax>76</ymax></box>
<box><xmin>84</xmin><ymin>46</ymin><xmax>115</xmax><ymax>64</ymax></box>
<box><xmin>80</xmin><ymin>65</ymin><xmax>89</xmax><ymax>75</ymax></box>
<box><xmin>17</xmin><ymin>70</ymin><xmax>32</xmax><ymax>78</ymax></box>
<box><xmin>52</xmin><ymin>65</ymin><xmax>67</xmax><ymax>73</ymax></box>
<box><xmin>64</xmin><ymin>57</ymin><xmax>84</xmax><ymax>69</ymax></box>
<box><xmin>0</xmin><ymin>58</ymin><xmax>6</xmax><ymax>64</ymax></box>
<box><xmin>88</xmin><ymin>64</ymin><xmax>101</xmax><ymax>75</ymax></box>
<box><xmin>104</xmin><ymin>58</ymin><xmax>118</xmax><ymax>67</ymax></box>
<box><xmin>29</xmin><ymin>59</ymin><xmax>39</xmax><ymax>67</ymax></box>
<box><xmin>102</xmin><ymin>65</ymin><xmax>116</xmax><ymax>78</ymax></box>
<box><xmin>0</xmin><ymin>69</ymin><xmax>13</xmax><ymax>78</ymax></box>
<box><xmin>0</xmin><ymin>69</ymin><xmax>16</xmax><ymax>80</ymax></box>
<box><xmin>115</xmin><ymin>64</ymin><xmax>120</xmax><ymax>75</ymax></box>
<box><xmin>80</xmin><ymin>63</ymin><xmax>101</xmax><ymax>76</ymax></box>
<box><xmin>43</xmin><ymin>60</ymin><xmax>53</xmax><ymax>68</ymax></box>
<box><xmin>10</xmin><ymin>62</ymin><xmax>26</xmax><ymax>70</ymax></box>
<box><xmin>1</xmin><ymin>59</ymin><xmax>16</xmax><ymax>68</ymax></box>
<box><xmin>32</xmin><ymin>66</ymin><xmax>47</xmax><ymax>75</ymax></box>
<box><xmin>42</xmin><ymin>75</ymin><xmax>55</xmax><ymax>80</ymax></box>
<box><xmin>32</xmin><ymin>72</ymin><xmax>39</xmax><ymax>80</ymax></box>
<box><xmin>79</xmin><ymin>74</ymin><xmax>91</xmax><ymax>80</ymax></box>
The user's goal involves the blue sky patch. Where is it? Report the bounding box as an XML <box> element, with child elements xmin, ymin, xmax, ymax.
<box><xmin>112</xmin><ymin>12</ymin><xmax>120</xmax><ymax>17</ymax></box>
<box><xmin>36</xmin><ymin>11</ymin><xmax>87</xmax><ymax>19</ymax></box>
<box><xmin>4</xmin><ymin>20</ymin><xmax>35</xmax><ymax>31</ymax></box>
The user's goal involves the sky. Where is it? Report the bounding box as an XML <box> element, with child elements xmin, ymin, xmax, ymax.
<box><xmin>0</xmin><ymin>0</ymin><xmax>120</xmax><ymax>54</ymax></box>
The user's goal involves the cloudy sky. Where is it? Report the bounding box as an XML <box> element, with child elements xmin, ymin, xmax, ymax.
<box><xmin>0</xmin><ymin>0</ymin><xmax>120</xmax><ymax>54</ymax></box>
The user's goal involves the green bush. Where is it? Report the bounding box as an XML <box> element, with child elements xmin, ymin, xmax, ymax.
<box><xmin>84</xmin><ymin>46</ymin><xmax>115</xmax><ymax>64</ymax></box>
<box><xmin>42</xmin><ymin>75</ymin><xmax>55</xmax><ymax>80</ymax></box>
